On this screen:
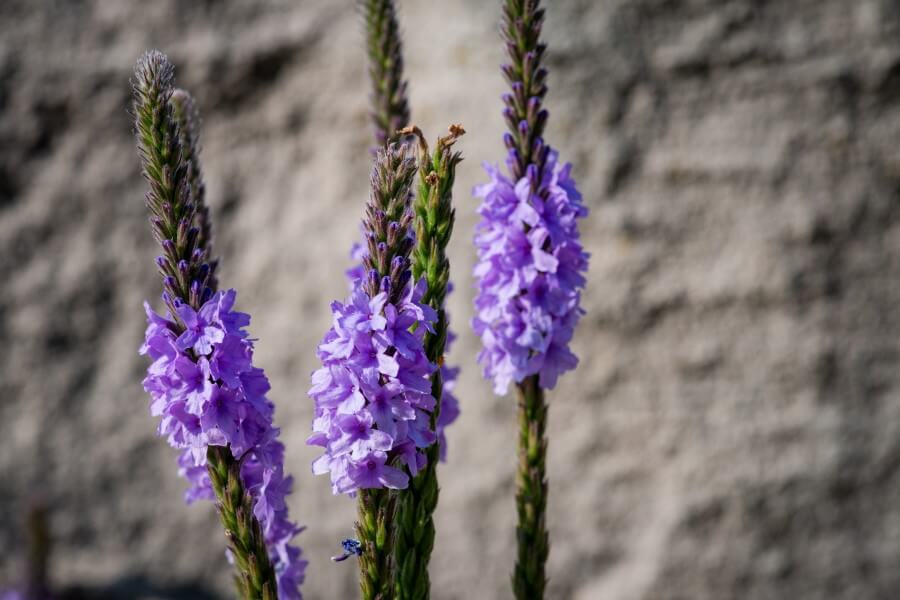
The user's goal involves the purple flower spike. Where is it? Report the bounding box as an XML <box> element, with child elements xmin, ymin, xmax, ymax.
<box><xmin>141</xmin><ymin>290</ymin><xmax>307</xmax><ymax>597</ymax></box>
<box><xmin>473</xmin><ymin>150</ymin><xmax>589</xmax><ymax>394</ymax></box>
<box><xmin>307</xmin><ymin>281</ymin><xmax>437</xmax><ymax>495</ymax></box>
<box><xmin>346</xmin><ymin>246</ymin><xmax>460</xmax><ymax>462</ymax></box>
<box><xmin>134</xmin><ymin>50</ymin><xmax>304</xmax><ymax>599</ymax></box>
<box><xmin>475</xmin><ymin>2</ymin><xmax>588</xmax><ymax>597</ymax></box>
<box><xmin>310</xmin><ymin>143</ymin><xmax>438</xmax><ymax>496</ymax></box>
<box><xmin>473</xmin><ymin>24</ymin><xmax>589</xmax><ymax>395</ymax></box>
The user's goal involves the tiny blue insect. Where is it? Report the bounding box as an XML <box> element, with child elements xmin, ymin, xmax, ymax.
<box><xmin>331</xmin><ymin>537</ymin><xmax>363</xmax><ymax>562</ymax></box>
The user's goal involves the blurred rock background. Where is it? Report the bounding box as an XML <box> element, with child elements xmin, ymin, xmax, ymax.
<box><xmin>2</xmin><ymin>0</ymin><xmax>900</xmax><ymax>598</ymax></box>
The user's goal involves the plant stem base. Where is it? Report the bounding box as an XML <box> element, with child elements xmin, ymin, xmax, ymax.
<box><xmin>513</xmin><ymin>375</ymin><xmax>549</xmax><ymax>600</ymax></box>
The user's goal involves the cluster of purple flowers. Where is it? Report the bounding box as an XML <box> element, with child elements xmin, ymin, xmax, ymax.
<box><xmin>307</xmin><ymin>277</ymin><xmax>438</xmax><ymax>495</ymax></box>
<box><xmin>472</xmin><ymin>149</ymin><xmax>589</xmax><ymax>395</ymax></box>
<box><xmin>140</xmin><ymin>289</ymin><xmax>306</xmax><ymax>598</ymax></box>
<box><xmin>347</xmin><ymin>242</ymin><xmax>460</xmax><ymax>461</ymax></box>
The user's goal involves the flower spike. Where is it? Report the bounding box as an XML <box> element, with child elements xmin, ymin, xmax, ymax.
<box><xmin>133</xmin><ymin>50</ymin><xmax>305</xmax><ymax>600</ymax></box>
<box><xmin>472</xmin><ymin>2</ymin><xmax>590</xmax><ymax>598</ymax></box>
<box><xmin>308</xmin><ymin>143</ymin><xmax>437</xmax><ymax>599</ymax></box>
<box><xmin>392</xmin><ymin>124</ymin><xmax>464</xmax><ymax>600</ymax></box>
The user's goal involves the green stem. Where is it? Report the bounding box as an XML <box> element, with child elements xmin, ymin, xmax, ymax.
<box><xmin>357</xmin><ymin>488</ymin><xmax>398</xmax><ymax>600</ymax></box>
<box><xmin>393</xmin><ymin>365</ymin><xmax>442</xmax><ymax>600</ymax></box>
<box><xmin>393</xmin><ymin>126</ymin><xmax>463</xmax><ymax>600</ymax></box>
<box><xmin>513</xmin><ymin>375</ymin><xmax>549</xmax><ymax>600</ymax></box>
<box><xmin>207</xmin><ymin>446</ymin><xmax>278</xmax><ymax>600</ymax></box>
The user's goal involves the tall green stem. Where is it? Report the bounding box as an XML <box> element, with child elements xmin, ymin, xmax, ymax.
<box><xmin>513</xmin><ymin>375</ymin><xmax>549</xmax><ymax>599</ymax></box>
<box><xmin>497</xmin><ymin>3</ymin><xmax>552</xmax><ymax>596</ymax></box>
<box><xmin>393</xmin><ymin>126</ymin><xmax>463</xmax><ymax>600</ymax></box>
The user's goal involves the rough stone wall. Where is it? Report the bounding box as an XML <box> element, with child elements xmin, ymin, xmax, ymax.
<box><xmin>2</xmin><ymin>0</ymin><xmax>900</xmax><ymax>598</ymax></box>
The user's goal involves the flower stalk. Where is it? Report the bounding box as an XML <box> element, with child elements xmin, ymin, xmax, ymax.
<box><xmin>308</xmin><ymin>143</ymin><xmax>437</xmax><ymax>600</ymax></box>
<box><xmin>132</xmin><ymin>52</ymin><xmax>214</xmax><ymax>317</ymax></box>
<box><xmin>500</xmin><ymin>0</ymin><xmax>550</xmax><ymax>181</ymax></box>
<box><xmin>349</xmin><ymin>6</ymin><xmax>464</xmax><ymax>597</ymax></box>
<box><xmin>133</xmin><ymin>50</ymin><xmax>305</xmax><ymax>600</ymax></box>
<box><xmin>513</xmin><ymin>376</ymin><xmax>548</xmax><ymax>599</ymax></box>
<box><xmin>170</xmin><ymin>88</ymin><xmax>218</xmax><ymax>291</ymax></box>
<box><xmin>392</xmin><ymin>125</ymin><xmax>464</xmax><ymax>600</ymax></box>
<box><xmin>25</xmin><ymin>503</ymin><xmax>51</xmax><ymax>600</ymax></box>
<box><xmin>355</xmin><ymin>145</ymin><xmax>419</xmax><ymax>600</ymax></box>
<box><xmin>472</xmin><ymin>2</ymin><xmax>590</xmax><ymax>598</ymax></box>
<box><xmin>504</xmin><ymin>4</ymin><xmax>552</xmax><ymax>596</ymax></box>
<box><xmin>207</xmin><ymin>445</ymin><xmax>278</xmax><ymax>600</ymax></box>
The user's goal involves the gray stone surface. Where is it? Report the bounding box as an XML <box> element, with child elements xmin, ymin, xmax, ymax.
<box><xmin>2</xmin><ymin>0</ymin><xmax>900</xmax><ymax>598</ymax></box>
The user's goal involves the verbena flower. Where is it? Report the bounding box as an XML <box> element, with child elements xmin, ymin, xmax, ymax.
<box><xmin>355</xmin><ymin>0</ymin><xmax>461</xmax><ymax>474</ymax></box>
<box><xmin>308</xmin><ymin>280</ymin><xmax>437</xmax><ymax>495</ymax></box>
<box><xmin>474</xmin><ymin>3</ymin><xmax>588</xmax><ymax>598</ymax></box>
<box><xmin>346</xmin><ymin>245</ymin><xmax>459</xmax><ymax>461</ymax></box>
<box><xmin>345</xmin><ymin>239</ymin><xmax>369</xmax><ymax>287</ymax></box>
<box><xmin>141</xmin><ymin>289</ymin><xmax>307</xmax><ymax>597</ymax></box>
<box><xmin>309</xmin><ymin>143</ymin><xmax>438</xmax><ymax>496</ymax></box>
<box><xmin>133</xmin><ymin>50</ymin><xmax>304</xmax><ymax>599</ymax></box>
<box><xmin>472</xmin><ymin>151</ymin><xmax>589</xmax><ymax>394</ymax></box>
